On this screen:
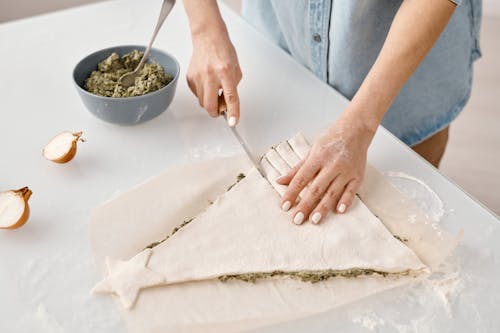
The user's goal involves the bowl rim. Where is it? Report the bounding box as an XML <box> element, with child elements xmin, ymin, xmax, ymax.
<box><xmin>72</xmin><ymin>44</ymin><xmax>180</xmax><ymax>101</ymax></box>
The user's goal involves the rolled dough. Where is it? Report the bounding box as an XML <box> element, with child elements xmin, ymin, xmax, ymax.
<box><xmin>89</xmin><ymin>133</ymin><xmax>458</xmax><ymax>333</ymax></box>
<box><xmin>92</xmin><ymin>133</ymin><xmax>427</xmax><ymax>310</ymax></box>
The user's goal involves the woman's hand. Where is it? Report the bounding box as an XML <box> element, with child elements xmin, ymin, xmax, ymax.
<box><xmin>277</xmin><ymin>109</ymin><xmax>376</xmax><ymax>225</ymax></box>
<box><xmin>186</xmin><ymin>31</ymin><xmax>242</xmax><ymax>126</ymax></box>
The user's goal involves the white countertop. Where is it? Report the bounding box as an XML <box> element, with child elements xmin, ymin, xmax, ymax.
<box><xmin>1</xmin><ymin>1</ymin><xmax>499</xmax><ymax>332</ymax></box>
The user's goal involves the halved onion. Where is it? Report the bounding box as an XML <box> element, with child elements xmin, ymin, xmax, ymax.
<box><xmin>0</xmin><ymin>187</ymin><xmax>32</xmax><ymax>229</ymax></box>
<box><xmin>43</xmin><ymin>131</ymin><xmax>84</xmax><ymax>163</ymax></box>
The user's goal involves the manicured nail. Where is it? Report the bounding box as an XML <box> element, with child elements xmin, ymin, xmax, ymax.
<box><xmin>282</xmin><ymin>201</ymin><xmax>291</xmax><ymax>212</ymax></box>
<box><xmin>228</xmin><ymin>116</ymin><xmax>237</xmax><ymax>127</ymax></box>
<box><xmin>311</xmin><ymin>212</ymin><xmax>322</xmax><ymax>224</ymax></box>
<box><xmin>293</xmin><ymin>212</ymin><xmax>304</xmax><ymax>225</ymax></box>
<box><xmin>337</xmin><ymin>203</ymin><xmax>346</xmax><ymax>214</ymax></box>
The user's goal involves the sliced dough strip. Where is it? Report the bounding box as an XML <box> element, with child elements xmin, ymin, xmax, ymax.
<box><xmin>260</xmin><ymin>157</ymin><xmax>287</xmax><ymax>196</ymax></box>
<box><xmin>264</xmin><ymin>149</ymin><xmax>291</xmax><ymax>176</ymax></box>
<box><xmin>275</xmin><ymin>142</ymin><xmax>301</xmax><ymax>168</ymax></box>
<box><xmin>288</xmin><ymin>133</ymin><xmax>311</xmax><ymax>159</ymax></box>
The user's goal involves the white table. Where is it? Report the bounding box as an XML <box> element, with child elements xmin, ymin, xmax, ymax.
<box><xmin>1</xmin><ymin>1</ymin><xmax>499</xmax><ymax>332</ymax></box>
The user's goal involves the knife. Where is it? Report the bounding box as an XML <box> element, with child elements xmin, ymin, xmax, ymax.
<box><xmin>218</xmin><ymin>94</ymin><xmax>265</xmax><ymax>177</ymax></box>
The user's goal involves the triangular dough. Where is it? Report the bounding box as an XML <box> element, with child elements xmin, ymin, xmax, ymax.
<box><xmin>147</xmin><ymin>170</ymin><xmax>426</xmax><ymax>283</ymax></box>
<box><xmin>93</xmin><ymin>133</ymin><xmax>427</xmax><ymax>309</ymax></box>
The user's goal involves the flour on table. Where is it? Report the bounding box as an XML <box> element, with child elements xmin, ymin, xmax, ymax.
<box><xmin>352</xmin><ymin>311</ymin><xmax>385</xmax><ymax>330</ymax></box>
<box><xmin>385</xmin><ymin>171</ymin><xmax>446</xmax><ymax>222</ymax></box>
<box><xmin>35</xmin><ymin>303</ymin><xmax>63</xmax><ymax>333</ymax></box>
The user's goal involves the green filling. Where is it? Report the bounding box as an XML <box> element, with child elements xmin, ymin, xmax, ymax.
<box><xmin>226</xmin><ymin>173</ymin><xmax>246</xmax><ymax>192</ymax></box>
<box><xmin>393</xmin><ymin>235</ymin><xmax>409</xmax><ymax>243</ymax></box>
<box><xmin>144</xmin><ymin>218</ymin><xmax>194</xmax><ymax>250</ymax></box>
<box><xmin>84</xmin><ymin>50</ymin><xmax>172</xmax><ymax>98</ymax></box>
<box><xmin>219</xmin><ymin>268</ymin><xmax>410</xmax><ymax>284</ymax></box>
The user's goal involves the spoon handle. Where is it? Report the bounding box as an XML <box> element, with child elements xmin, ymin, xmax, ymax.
<box><xmin>135</xmin><ymin>0</ymin><xmax>176</xmax><ymax>72</ymax></box>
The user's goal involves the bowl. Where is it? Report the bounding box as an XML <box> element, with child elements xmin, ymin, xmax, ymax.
<box><xmin>73</xmin><ymin>45</ymin><xmax>180</xmax><ymax>125</ymax></box>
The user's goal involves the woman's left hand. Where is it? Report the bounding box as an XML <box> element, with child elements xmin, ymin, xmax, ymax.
<box><xmin>277</xmin><ymin>109</ymin><xmax>376</xmax><ymax>225</ymax></box>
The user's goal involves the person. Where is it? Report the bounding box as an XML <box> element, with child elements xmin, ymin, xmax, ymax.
<box><xmin>182</xmin><ymin>0</ymin><xmax>482</xmax><ymax>225</ymax></box>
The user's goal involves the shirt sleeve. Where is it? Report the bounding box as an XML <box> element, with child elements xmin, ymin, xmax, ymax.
<box><xmin>448</xmin><ymin>0</ymin><xmax>461</xmax><ymax>5</ymax></box>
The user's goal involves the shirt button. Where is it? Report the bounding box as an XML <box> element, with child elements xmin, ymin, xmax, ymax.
<box><xmin>313</xmin><ymin>34</ymin><xmax>322</xmax><ymax>42</ymax></box>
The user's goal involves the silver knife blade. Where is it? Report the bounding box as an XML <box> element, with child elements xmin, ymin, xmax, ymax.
<box><xmin>222</xmin><ymin>113</ymin><xmax>265</xmax><ymax>177</ymax></box>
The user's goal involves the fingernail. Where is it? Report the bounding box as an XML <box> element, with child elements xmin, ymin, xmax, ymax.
<box><xmin>293</xmin><ymin>212</ymin><xmax>304</xmax><ymax>225</ymax></box>
<box><xmin>228</xmin><ymin>116</ymin><xmax>237</xmax><ymax>127</ymax></box>
<box><xmin>311</xmin><ymin>212</ymin><xmax>322</xmax><ymax>224</ymax></box>
<box><xmin>282</xmin><ymin>201</ymin><xmax>291</xmax><ymax>212</ymax></box>
<box><xmin>337</xmin><ymin>203</ymin><xmax>346</xmax><ymax>214</ymax></box>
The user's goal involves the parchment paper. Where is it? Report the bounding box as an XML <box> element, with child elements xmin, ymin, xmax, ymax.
<box><xmin>89</xmin><ymin>156</ymin><xmax>459</xmax><ymax>333</ymax></box>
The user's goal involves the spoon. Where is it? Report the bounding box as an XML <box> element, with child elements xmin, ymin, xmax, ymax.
<box><xmin>117</xmin><ymin>0</ymin><xmax>176</xmax><ymax>89</ymax></box>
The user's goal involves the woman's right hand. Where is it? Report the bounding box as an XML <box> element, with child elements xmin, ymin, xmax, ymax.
<box><xmin>186</xmin><ymin>31</ymin><xmax>242</xmax><ymax>127</ymax></box>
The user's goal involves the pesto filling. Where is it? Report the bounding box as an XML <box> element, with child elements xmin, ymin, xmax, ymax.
<box><xmin>393</xmin><ymin>235</ymin><xmax>409</xmax><ymax>243</ymax></box>
<box><xmin>144</xmin><ymin>218</ymin><xmax>194</xmax><ymax>250</ymax></box>
<box><xmin>226</xmin><ymin>173</ymin><xmax>246</xmax><ymax>192</ymax></box>
<box><xmin>84</xmin><ymin>50</ymin><xmax>172</xmax><ymax>98</ymax></box>
<box><xmin>218</xmin><ymin>268</ymin><xmax>411</xmax><ymax>284</ymax></box>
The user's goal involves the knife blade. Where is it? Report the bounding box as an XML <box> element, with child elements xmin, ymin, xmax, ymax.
<box><xmin>218</xmin><ymin>94</ymin><xmax>265</xmax><ymax>177</ymax></box>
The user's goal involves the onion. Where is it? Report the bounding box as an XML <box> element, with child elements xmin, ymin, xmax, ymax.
<box><xmin>42</xmin><ymin>131</ymin><xmax>84</xmax><ymax>163</ymax></box>
<box><xmin>0</xmin><ymin>187</ymin><xmax>32</xmax><ymax>229</ymax></box>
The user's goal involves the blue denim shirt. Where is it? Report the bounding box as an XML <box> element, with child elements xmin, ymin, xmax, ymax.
<box><xmin>242</xmin><ymin>0</ymin><xmax>482</xmax><ymax>145</ymax></box>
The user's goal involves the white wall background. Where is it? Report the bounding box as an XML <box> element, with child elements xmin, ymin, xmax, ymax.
<box><xmin>0</xmin><ymin>0</ymin><xmax>102</xmax><ymax>22</ymax></box>
<box><xmin>484</xmin><ymin>0</ymin><xmax>500</xmax><ymax>17</ymax></box>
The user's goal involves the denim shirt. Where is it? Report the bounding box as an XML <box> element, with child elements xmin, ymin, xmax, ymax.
<box><xmin>242</xmin><ymin>0</ymin><xmax>482</xmax><ymax>145</ymax></box>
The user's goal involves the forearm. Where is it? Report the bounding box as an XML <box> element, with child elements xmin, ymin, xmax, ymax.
<box><xmin>349</xmin><ymin>0</ymin><xmax>456</xmax><ymax>131</ymax></box>
<box><xmin>183</xmin><ymin>0</ymin><xmax>228</xmax><ymax>40</ymax></box>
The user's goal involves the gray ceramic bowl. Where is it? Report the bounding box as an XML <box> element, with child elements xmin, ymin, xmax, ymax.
<box><xmin>73</xmin><ymin>45</ymin><xmax>180</xmax><ymax>125</ymax></box>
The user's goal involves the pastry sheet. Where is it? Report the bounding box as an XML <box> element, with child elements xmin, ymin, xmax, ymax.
<box><xmin>89</xmin><ymin>150</ymin><xmax>459</xmax><ymax>333</ymax></box>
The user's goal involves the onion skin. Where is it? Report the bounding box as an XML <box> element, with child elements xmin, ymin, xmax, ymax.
<box><xmin>0</xmin><ymin>187</ymin><xmax>32</xmax><ymax>230</ymax></box>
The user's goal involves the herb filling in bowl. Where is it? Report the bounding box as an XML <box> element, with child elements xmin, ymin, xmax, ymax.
<box><xmin>84</xmin><ymin>50</ymin><xmax>172</xmax><ymax>98</ymax></box>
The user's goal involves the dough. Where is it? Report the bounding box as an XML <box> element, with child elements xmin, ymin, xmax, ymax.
<box><xmin>92</xmin><ymin>249</ymin><xmax>164</xmax><ymax>309</ymax></box>
<box><xmin>89</xmin><ymin>135</ymin><xmax>458</xmax><ymax>333</ymax></box>
<box><xmin>92</xmin><ymin>133</ymin><xmax>427</xmax><ymax>309</ymax></box>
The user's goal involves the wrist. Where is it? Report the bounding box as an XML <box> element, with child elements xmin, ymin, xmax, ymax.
<box><xmin>332</xmin><ymin>108</ymin><xmax>376</xmax><ymax>149</ymax></box>
<box><xmin>342</xmin><ymin>100</ymin><xmax>381</xmax><ymax>136</ymax></box>
<box><xmin>183</xmin><ymin>0</ymin><xmax>228</xmax><ymax>41</ymax></box>
<box><xmin>190</xmin><ymin>20</ymin><xmax>228</xmax><ymax>42</ymax></box>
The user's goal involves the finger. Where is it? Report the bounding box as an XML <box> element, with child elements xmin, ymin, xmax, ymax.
<box><xmin>187</xmin><ymin>77</ymin><xmax>204</xmax><ymax>109</ymax></box>
<box><xmin>293</xmin><ymin>169</ymin><xmax>337</xmax><ymax>225</ymax></box>
<box><xmin>281</xmin><ymin>162</ymin><xmax>320</xmax><ymax>223</ymax></box>
<box><xmin>336</xmin><ymin>179</ymin><xmax>360</xmax><ymax>214</ymax></box>
<box><xmin>310</xmin><ymin>176</ymin><xmax>350</xmax><ymax>224</ymax></box>
<box><xmin>186</xmin><ymin>76</ymin><xmax>197</xmax><ymax>96</ymax></box>
<box><xmin>221</xmin><ymin>78</ymin><xmax>240</xmax><ymax>127</ymax></box>
<box><xmin>195</xmin><ymin>82</ymin><xmax>204</xmax><ymax>109</ymax></box>
<box><xmin>203</xmin><ymin>78</ymin><xmax>220</xmax><ymax>118</ymax></box>
<box><xmin>276</xmin><ymin>159</ymin><xmax>304</xmax><ymax>185</ymax></box>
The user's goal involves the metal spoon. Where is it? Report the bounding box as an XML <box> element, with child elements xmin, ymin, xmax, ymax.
<box><xmin>117</xmin><ymin>0</ymin><xmax>176</xmax><ymax>89</ymax></box>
